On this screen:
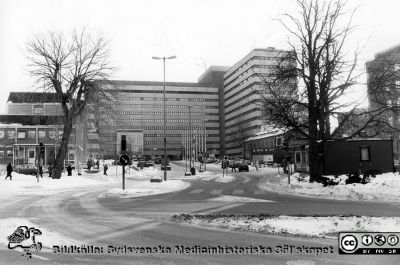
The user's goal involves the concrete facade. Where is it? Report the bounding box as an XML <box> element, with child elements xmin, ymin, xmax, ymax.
<box><xmin>367</xmin><ymin>45</ymin><xmax>400</xmax><ymax>159</ymax></box>
<box><xmin>97</xmin><ymin>81</ymin><xmax>221</xmax><ymax>159</ymax></box>
<box><xmin>223</xmin><ymin>47</ymin><xmax>289</xmax><ymax>157</ymax></box>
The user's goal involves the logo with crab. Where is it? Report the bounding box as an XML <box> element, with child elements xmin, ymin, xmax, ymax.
<box><xmin>7</xmin><ymin>226</ymin><xmax>43</xmax><ymax>259</ymax></box>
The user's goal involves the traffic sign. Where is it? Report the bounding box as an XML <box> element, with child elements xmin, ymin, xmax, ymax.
<box><xmin>119</xmin><ymin>154</ymin><xmax>130</xmax><ymax>166</ymax></box>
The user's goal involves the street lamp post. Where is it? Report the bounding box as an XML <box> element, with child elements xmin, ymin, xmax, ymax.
<box><xmin>152</xmin><ymin>55</ymin><xmax>176</xmax><ymax>181</ymax></box>
<box><xmin>188</xmin><ymin>105</ymin><xmax>192</xmax><ymax>170</ymax></box>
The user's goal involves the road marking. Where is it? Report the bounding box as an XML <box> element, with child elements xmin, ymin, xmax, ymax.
<box><xmin>196</xmin><ymin>203</ymin><xmax>244</xmax><ymax>214</ymax></box>
<box><xmin>232</xmin><ymin>189</ymin><xmax>244</xmax><ymax>195</ymax></box>
<box><xmin>208</xmin><ymin>196</ymin><xmax>275</xmax><ymax>203</ymax></box>
<box><xmin>254</xmin><ymin>190</ymin><xmax>266</xmax><ymax>195</ymax></box>
<box><xmin>210</xmin><ymin>189</ymin><xmax>223</xmax><ymax>195</ymax></box>
<box><xmin>189</xmin><ymin>189</ymin><xmax>203</xmax><ymax>194</ymax></box>
<box><xmin>242</xmin><ymin>176</ymin><xmax>250</xmax><ymax>183</ymax></box>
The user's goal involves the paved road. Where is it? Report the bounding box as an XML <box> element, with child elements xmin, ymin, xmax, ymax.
<box><xmin>0</xmin><ymin>163</ymin><xmax>399</xmax><ymax>264</ymax></box>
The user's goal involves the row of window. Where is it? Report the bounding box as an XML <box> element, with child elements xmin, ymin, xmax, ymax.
<box><xmin>116</xmin><ymin>104</ymin><xmax>219</xmax><ymax>109</ymax></box>
<box><xmin>0</xmin><ymin>150</ymin><xmax>13</xmax><ymax>158</ymax></box>
<box><xmin>224</xmin><ymin>55</ymin><xmax>281</xmax><ymax>81</ymax></box>
<box><xmin>103</xmin><ymin>119</ymin><xmax>211</xmax><ymax>123</ymax></box>
<box><xmin>115</xmin><ymin>111</ymin><xmax>216</xmax><ymax>116</ymax></box>
<box><xmin>0</xmin><ymin>130</ymin><xmax>63</xmax><ymax>140</ymax></box>
<box><xmin>101</xmin><ymin>126</ymin><xmax>219</xmax><ymax>131</ymax></box>
<box><xmin>115</xmin><ymin>96</ymin><xmax>218</xmax><ymax>102</ymax></box>
<box><xmin>143</xmin><ymin>141</ymin><xmax>183</xmax><ymax>145</ymax></box>
<box><xmin>247</xmin><ymin>136</ymin><xmax>284</xmax><ymax>149</ymax></box>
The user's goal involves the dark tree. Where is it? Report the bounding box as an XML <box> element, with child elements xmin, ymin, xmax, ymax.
<box><xmin>259</xmin><ymin>0</ymin><xmax>400</xmax><ymax>182</ymax></box>
<box><xmin>26</xmin><ymin>30</ymin><xmax>115</xmax><ymax>178</ymax></box>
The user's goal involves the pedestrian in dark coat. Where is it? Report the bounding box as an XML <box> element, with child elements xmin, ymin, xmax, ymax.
<box><xmin>5</xmin><ymin>163</ymin><xmax>13</xmax><ymax>180</ymax></box>
<box><xmin>103</xmin><ymin>164</ymin><xmax>108</xmax><ymax>176</ymax></box>
<box><xmin>48</xmin><ymin>165</ymin><xmax>53</xmax><ymax>178</ymax></box>
<box><xmin>67</xmin><ymin>164</ymin><xmax>73</xmax><ymax>176</ymax></box>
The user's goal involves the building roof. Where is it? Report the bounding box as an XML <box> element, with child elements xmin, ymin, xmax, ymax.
<box><xmin>374</xmin><ymin>44</ymin><xmax>400</xmax><ymax>58</ymax></box>
<box><xmin>7</xmin><ymin>92</ymin><xmax>61</xmax><ymax>103</ymax></box>
<box><xmin>197</xmin><ymin>66</ymin><xmax>230</xmax><ymax>83</ymax></box>
<box><xmin>246</xmin><ymin>126</ymin><xmax>285</xmax><ymax>141</ymax></box>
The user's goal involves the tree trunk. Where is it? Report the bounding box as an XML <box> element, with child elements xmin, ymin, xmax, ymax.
<box><xmin>308</xmin><ymin>101</ymin><xmax>322</xmax><ymax>182</ymax></box>
<box><xmin>53</xmin><ymin>121</ymin><xmax>73</xmax><ymax>179</ymax></box>
<box><xmin>308</xmin><ymin>127</ymin><xmax>322</xmax><ymax>182</ymax></box>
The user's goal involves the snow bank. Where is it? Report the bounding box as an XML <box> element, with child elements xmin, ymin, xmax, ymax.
<box><xmin>0</xmin><ymin>172</ymin><xmax>112</xmax><ymax>196</ymax></box>
<box><xmin>0</xmin><ymin>218</ymin><xmax>81</xmax><ymax>250</ymax></box>
<box><xmin>100</xmin><ymin>180</ymin><xmax>190</xmax><ymax>198</ymax></box>
<box><xmin>258</xmin><ymin>172</ymin><xmax>400</xmax><ymax>202</ymax></box>
<box><xmin>171</xmin><ymin>214</ymin><xmax>400</xmax><ymax>238</ymax></box>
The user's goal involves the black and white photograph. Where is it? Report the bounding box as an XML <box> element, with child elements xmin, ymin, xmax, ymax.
<box><xmin>0</xmin><ymin>0</ymin><xmax>400</xmax><ymax>264</ymax></box>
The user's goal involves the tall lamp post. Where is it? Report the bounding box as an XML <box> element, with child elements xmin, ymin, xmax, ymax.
<box><xmin>152</xmin><ymin>55</ymin><xmax>176</xmax><ymax>181</ymax></box>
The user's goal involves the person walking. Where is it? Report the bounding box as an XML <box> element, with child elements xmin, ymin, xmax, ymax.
<box><xmin>67</xmin><ymin>164</ymin><xmax>73</xmax><ymax>176</ymax></box>
<box><xmin>38</xmin><ymin>159</ymin><xmax>43</xmax><ymax>178</ymax></box>
<box><xmin>48</xmin><ymin>164</ymin><xmax>53</xmax><ymax>178</ymax></box>
<box><xmin>5</xmin><ymin>163</ymin><xmax>13</xmax><ymax>180</ymax></box>
<box><xmin>103</xmin><ymin>163</ymin><xmax>108</xmax><ymax>176</ymax></box>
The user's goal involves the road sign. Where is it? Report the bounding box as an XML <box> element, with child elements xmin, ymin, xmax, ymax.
<box><xmin>119</xmin><ymin>154</ymin><xmax>130</xmax><ymax>166</ymax></box>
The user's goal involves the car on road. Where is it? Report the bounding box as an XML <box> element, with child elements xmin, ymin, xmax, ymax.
<box><xmin>14</xmin><ymin>164</ymin><xmax>38</xmax><ymax>175</ymax></box>
<box><xmin>229</xmin><ymin>159</ymin><xmax>249</xmax><ymax>172</ymax></box>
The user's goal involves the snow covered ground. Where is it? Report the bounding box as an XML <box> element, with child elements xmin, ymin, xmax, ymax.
<box><xmin>257</xmin><ymin>168</ymin><xmax>400</xmax><ymax>202</ymax></box>
<box><xmin>100</xmin><ymin>180</ymin><xmax>190</xmax><ymax>198</ymax></box>
<box><xmin>0</xmin><ymin>165</ymin><xmax>192</xmax><ymax>197</ymax></box>
<box><xmin>172</xmin><ymin>214</ymin><xmax>400</xmax><ymax>238</ymax></box>
<box><xmin>0</xmin><ymin>171</ymin><xmax>112</xmax><ymax>196</ymax></box>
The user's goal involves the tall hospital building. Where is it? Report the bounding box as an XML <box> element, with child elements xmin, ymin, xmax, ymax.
<box><xmin>0</xmin><ymin>47</ymin><xmax>289</xmax><ymax>164</ymax></box>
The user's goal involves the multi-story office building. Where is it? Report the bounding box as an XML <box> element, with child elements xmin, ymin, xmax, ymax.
<box><xmin>0</xmin><ymin>47</ymin><xmax>294</xmax><ymax>164</ymax></box>
<box><xmin>223</xmin><ymin>47</ymin><xmax>290</xmax><ymax>157</ymax></box>
<box><xmin>97</xmin><ymin>80</ymin><xmax>221</xmax><ymax>159</ymax></box>
<box><xmin>367</xmin><ymin>44</ymin><xmax>400</xmax><ymax>158</ymax></box>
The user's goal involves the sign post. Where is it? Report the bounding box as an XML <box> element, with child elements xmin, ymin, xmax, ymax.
<box><xmin>119</xmin><ymin>154</ymin><xmax>130</xmax><ymax>190</ymax></box>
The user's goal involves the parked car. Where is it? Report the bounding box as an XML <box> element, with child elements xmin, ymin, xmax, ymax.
<box><xmin>14</xmin><ymin>164</ymin><xmax>38</xmax><ymax>175</ymax></box>
<box><xmin>161</xmin><ymin>165</ymin><xmax>172</xmax><ymax>170</ymax></box>
<box><xmin>229</xmin><ymin>159</ymin><xmax>249</xmax><ymax>172</ymax></box>
<box><xmin>238</xmin><ymin>163</ymin><xmax>249</xmax><ymax>172</ymax></box>
<box><xmin>137</xmin><ymin>160</ymin><xmax>145</xmax><ymax>168</ymax></box>
<box><xmin>145</xmin><ymin>160</ymin><xmax>155</xmax><ymax>167</ymax></box>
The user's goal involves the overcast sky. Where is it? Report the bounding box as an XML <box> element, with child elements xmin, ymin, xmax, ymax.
<box><xmin>1</xmin><ymin>0</ymin><xmax>400</xmax><ymax>113</ymax></box>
